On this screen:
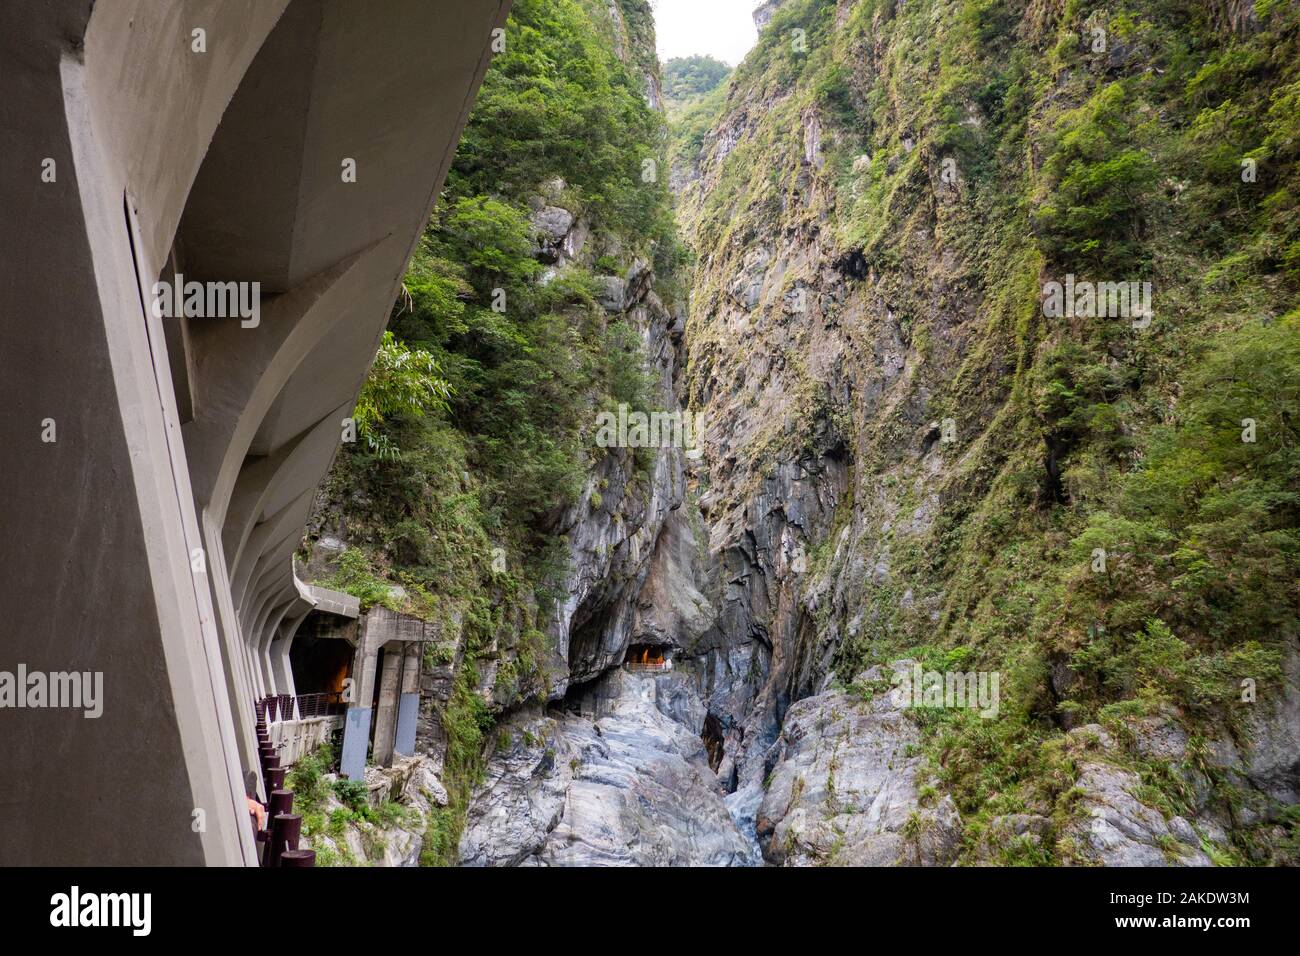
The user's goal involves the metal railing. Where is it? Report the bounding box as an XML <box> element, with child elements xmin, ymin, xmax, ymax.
<box><xmin>624</xmin><ymin>661</ymin><xmax>672</xmax><ymax>673</ymax></box>
<box><xmin>293</xmin><ymin>691</ymin><xmax>345</xmax><ymax>719</ymax></box>
<box><xmin>252</xmin><ymin>698</ymin><xmax>315</xmax><ymax>868</ymax></box>
<box><xmin>259</xmin><ymin>692</ymin><xmax>345</xmax><ymax>722</ymax></box>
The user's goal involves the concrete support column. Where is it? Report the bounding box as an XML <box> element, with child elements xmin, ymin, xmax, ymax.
<box><xmin>269</xmin><ymin>628</ymin><xmax>297</xmax><ymax>705</ymax></box>
<box><xmin>0</xmin><ymin>0</ymin><xmax>510</xmax><ymax>864</ymax></box>
<box><xmin>245</xmin><ymin>645</ymin><xmax>266</xmax><ymax>702</ymax></box>
<box><xmin>202</xmin><ymin>515</ymin><xmax>262</xmax><ymax>779</ymax></box>
<box><xmin>256</xmin><ymin>596</ymin><xmax>291</xmax><ymax>694</ymax></box>
<box><xmin>339</xmin><ymin>646</ymin><xmax>378</xmax><ymax>780</ymax></box>
<box><xmin>372</xmin><ymin>647</ymin><xmax>403</xmax><ymax>767</ymax></box>
<box><xmin>394</xmin><ymin>643</ymin><xmax>422</xmax><ymax>758</ymax></box>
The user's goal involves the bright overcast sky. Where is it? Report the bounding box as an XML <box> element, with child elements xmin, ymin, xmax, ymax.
<box><xmin>651</xmin><ymin>0</ymin><xmax>759</xmax><ymax>67</ymax></box>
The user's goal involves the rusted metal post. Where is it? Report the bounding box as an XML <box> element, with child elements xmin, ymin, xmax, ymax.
<box><xmin>268</xmin><ymin>789</ymin><xmax>293</xmax><ymax>820</ymax></box>
<box><xmin>267</xmin><ymin>813</ymin><xmax>301</xmax><ymax>867</ymax></box>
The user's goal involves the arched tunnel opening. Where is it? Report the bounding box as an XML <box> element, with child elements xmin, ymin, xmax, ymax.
<box><xmin>623</xmin><ymin>643</ymin><xmax>673</xmax><ymax>672</ymax></box>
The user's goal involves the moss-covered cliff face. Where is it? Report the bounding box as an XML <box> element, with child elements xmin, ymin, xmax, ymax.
<box><xmin>672</xmin><ymin>0</ymin><xmax>1300</xmax><ymax>865</ymax></box>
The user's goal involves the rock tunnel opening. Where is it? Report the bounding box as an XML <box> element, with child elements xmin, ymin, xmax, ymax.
<box><xmin>623</xmin><ymin>643</ymin><xmax>672</xmax><ymax>672</ymax></box>
<box><xmin>288</xmin><ymin>626</ymin><xmax>353</xmax><ymax>698</ymax></box>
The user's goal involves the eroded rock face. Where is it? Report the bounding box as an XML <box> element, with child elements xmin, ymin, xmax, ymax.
<box><xmin>1058</xmin><ymin>703</ymin><xmax>1300</xmax><ymax>867</ymax></box>
<box><xmin>1055</xmin><ymin>647</ymin><xmax>1300</xmax><ymax>865</ymax></box>
<box><xmin>540</xmin><ymin>250</ymin><xmax>692</xmax><ymax>697</ymax></box>
<box><xmin>686</xmin><ymin>453</ymin><xmax>850</xmax><ymax>806</ymax></box>
<box><xmin>1067</xmin><ymin>759</ymin><xmax>1211</xmax><ymax>867</ymax></box>
<box><xmin>301</xmin><ymin>754</ymin><xmax>446</xmax><ymax>868</ymax></box>
<box><xmin>457</xmin><ymin>719</ymin><xmax>571</xmax><ymax>867</ymax></box>
<box><xmin>459</xmin><ymin>669</ymin><xmax>756</xmax><ymax>867</ymax></box>
<box><xmin>753</xmin><ymin>0</ymin><xmax>788</xmax><ymax>32</ymax></box>
<box><xmin>1235</xmin><ymin>640</ymin><xmax>1300</xmax><ymax>807</ymax></box>
<box><xmin>1057</xmin><ymin>724</ymin><xmax>1208</xmax><ymax>866</ymax></box>
<box><xmin>757</xmin><ymin>664</ymin><xmax>962</xmax><ymax>866</ymax></box>
<box><xmin>631</xmin><ymin>507</ymin><xmax>716</xmax><ymax>655</ymax></box>
<box><xmin>658</xmin><ymin>0</ymin><xmax>1300</xmax><ymax>868</ymax></box>
<box><xmin>336</xmin><ymin>0</ymin><xmax>1300</xmax><ymax>869</ymax></box>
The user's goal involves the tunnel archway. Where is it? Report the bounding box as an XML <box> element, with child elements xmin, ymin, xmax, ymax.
<box><xmin>0</xmin><ymin>0</ymin><xmax>510</xmax><ymax>865</ymax></box>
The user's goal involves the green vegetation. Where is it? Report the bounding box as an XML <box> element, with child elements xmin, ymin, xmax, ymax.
<box><xmin>668</xmin><ymin>81</ymin><xmax>731</xmax><ymax>181</ymax></box>
<box><xmin>309</xmin><ymin>0</ymin><xmax>677</xmax><ymax>866</ymax></box>
<box><xmin>447</xmin><ymin>2</ymin><xmax>673</xmax><ymax>241</ymax></box>
<box><xmin>289</xmin><ymin>744</ymin><xmax>416</xmax><ymax>866</ymax></box>
<box><xmin>663</xmin><ymin>55</ymin><xmax>733</xmax><ymax>119</ymax></box>
<box><xmin>285</xmin><ymin>742</ymin><xmax>336</xmax><ymax>816</ymax></box>
<box><xmin>664</xmin><ymin>55</ymin><xmax>732</xmax><ymax>101</ymax></box>
<box><xmin>419</xmin><ymin>667</ymin><xmax>495</xmax><ymax>866</ymax></box>
<box><xmin>317</xmin><ymin>548</ymin><xmax>400</xmax><ymax>612</ymax></box>
<box><xmin>300</xmin><ymin>0</ymin><xmax>1300</xmax><ymax>868</ymax></box>
<box><xmin>1032</xmin><ymin>82</ymin><xmax>1160</xmax><ymax>273</ymax></box>
<box><xmin>679</xmin><ymin>0</ymin><xmax>1300</xmax><ymax>863</ymax></box>
<box><xmin>352</xmin><ymin>332</ymin><xmax>451</xmax><ymax>459</ymax></box>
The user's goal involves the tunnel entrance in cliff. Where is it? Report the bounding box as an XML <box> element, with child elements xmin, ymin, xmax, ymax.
<box><xmin>623</xmin><ymin>643</ymin><xmax>672</xmax><ymax>672</ymax></box>
<box><xmin>289</xmin><ymin>614</ymin><xmax>355</xmax><ymax>703</ymax></box>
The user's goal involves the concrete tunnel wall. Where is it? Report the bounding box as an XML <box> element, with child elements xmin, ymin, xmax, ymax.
<box><xmin>0</xmin><ymin>0</ymin><xmax>510</xmax><ymax>865</ymax></box>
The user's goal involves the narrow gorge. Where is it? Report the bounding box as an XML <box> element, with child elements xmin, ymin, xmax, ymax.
<box><xmin>295</xmin><ymin>0</ymin><xmax>1300</xmax><ymax>868</ymax></box>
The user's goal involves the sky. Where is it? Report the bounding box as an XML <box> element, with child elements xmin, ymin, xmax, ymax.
<box><xmin>651</xmin><ymin>0</ymin><xmax>759</xmax><ymax>67</ymax></box>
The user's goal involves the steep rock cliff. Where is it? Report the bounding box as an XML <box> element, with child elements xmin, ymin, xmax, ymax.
<box><xmin>671</xmin><ymin>0</ymin><xmax>1300</xmax><ymax>865</ymax></box>
<box><xmin>314</xmin><ymin>0</ymin><xmax>1300</xmax><ymax>867</ymax></box>
<box><xmin>301</xmin><ymin>0</ymin><xmax>703</xmax><ymax>864</ymax></box>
